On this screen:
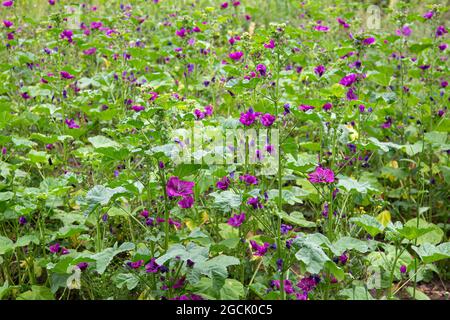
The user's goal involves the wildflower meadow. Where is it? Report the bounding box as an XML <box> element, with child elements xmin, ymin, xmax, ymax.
<box><xmin>0</xmin><ymin>0</ymin><xmax>449</xmax><ymax>303</ymax></box>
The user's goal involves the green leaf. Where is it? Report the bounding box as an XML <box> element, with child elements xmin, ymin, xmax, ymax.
<box><xmin>340</xmin><ymin>286</ymin><xmax>374</xmax><ymax>300</ymax></box>
<box><xmin>209</xmin><ymin>190</ymin><xmax>242</xmax><ymax>213</ymax></box>
<box><xmin>0</xmin><ymin>191</ymin><xmax>13</xmax><ymax>202</ymax></box>
<box><xmin>350</xmin><ymin>215</ymin><xmax>384</xmax><ymax>237</ymax></box>
<box><xmin>91</xmin><ymin>242</ymin><xmax>135</xmax><ymax>274</ymax></box>
<box><xmin>294</xmin><ymin>240</ymin><xmax>330</xmax><ymax>274</ymax></box>
<box><xmin>88</xmin><ymin>135</ymin><xmax>121</xmax><ymax>149</ymax></box>
<box><xmin>15</xmin><ymin>234</ymin><xmax>39</xmax><ymax>247</ymax></box>
<box><xmin>86</xmin><ymin>185</ymin><xmax>128</xmax><ymax>206</ymax></box>
<box><xmin>412</xmin><ymin>243</ymin><xmax>450</xmax><ymax>263</ymax></box>
<box><xmin>403</xmin><ymin>219</ymin><xmax>443</xmax><ymax>244</ymax></box>
<box><xmin>332</xmin><ymin>236</ymin><xmax>370</xmax><ymax>255</ymax></box>
<box><xmin>0</xmin><ymin>236</ymin><xmax>14</xmax><ymax>255</ymax></box>
<box><xmin>114</xmin><ymin>273</ymin><xmax>139</xmax><ymax>290</ymax></box>
<box><xmin>405</xmin><ymin>287</ymin><xmax>430</xmax><ymax>300</ymax></box>
<box><xmin>0</xmin><ymin>281</ymin><xmax>9</xmax><ymax>299</ymax></box>
<box><xmin>220</xmin><ymin>279</ymin><xmax>244</xmax><ymax>300</ymax></box>
<box><xmin>337</xmin><ymin>175</ymin><xmax>376</xmax><ymax>193</ymax></box>
<box><xmin>17</xmin><ymin>286</ymin><xmax>55</xmax><ymax>300</ymax></box>
<box><xmin>277</xmin><ymin>211</ymin><xmax>316</xmax><ymax>228</ymax></box>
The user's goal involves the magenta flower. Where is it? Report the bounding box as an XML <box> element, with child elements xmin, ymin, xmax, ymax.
<box><xmin>436</xmin><ymin>26</ymin><xmax>448</xmax><ymax>37</ymax></box>
<box><xmin>204</xmin><ymin>105</ymin><xmax>213</xmax><ymax>116</ymax></box>
<box><xmin>83</xmin><ymin>47</ymin><xmax>97</xmax><ymax>55</ymax></box>
<box><xmin>362</xmin><ymin>37</ymin><xmax>375</xmax><ymax>45</ymax></box>
<box><xmin>60</xmin><ymin>29</ymin><xmax>73</xmax><ymax>43</ymax></box>
<box><xmin>166</xmin><ymin>176</ymin><xmax>195</xmax><ymax>197</ymax></box>
<box><xmin>220</xmin><ymin>2</ymin><xmax>228</xmax><ymax>9</ymax></box>
<box><xmin>194</xmin><ymin>109</ymin><xmax>205</xmax><ymax>119</ymax></box>
<box><xmin>314</xmin><ymin>65</ymin><xmax>325</xmax><ymax>77</ymax></box>
<box><xmin>216</xmin><ymin>176</ymin><xmax>231</xmax><ymax>190</ymax></box>
<box><xmin>229</xmin><ymin>51</ymin><xmax>243</xmax><ymax>61</ymax></box>
<box><xmin>240</xmin><ymin>174</ymin><xmax>258</xmax><ymax>185</ymax></box>
<box><xmin>19</xmin><ymin>216</ymin><xmax>27</xmax><ymax>225</ymax></box>
<box><xmin>337</xmin><ymin>18</ymin><xmax>350</xmax><ymax>29</ymax></box>
<box><xmin>339</xmin><ymin>73</ymin><xmax>357</xmax><ymax>87</ymax></box>
<box><xmin>400</xmin><ymin>265</ymin><xmax>407</xmax><ymax>274</ymax></box>
<box><xmin>132</xmin><ymin>105</ymin><xmax>145</xmax><ymax>112</ymax></box>
<box><xmin>175</xmin><ymin>28</ymin><xmax>187</xmax><ymax>38</ymax></box>
<box><xmin>3</xmin><ymin>20</ymin><xmax>13</xmax><ymax>28</ymax></box>
<box><xmin>423</xmin><ymin>11</ymin><xmax>434</xmax><ymax>19</ymax></box>
<box><xmin>127</xmin><ymin>260</ymin><xmax>144</xmax><ymax>269</ymax></box>
<box><xmin>140</xmin><ymin>210</ymin><xmax>149</xmax><ymax>218</ymax></box>
<box><xmin>2</xmin><ymin>1</ymin><xmax>13</xmax><ymax>7</ymax></box>
<box><xmin>346</xmin><ymin>88</ymin><xmax>358</xmax><ymax>100</ymax></box>
<box><xmin>227</xmin><ymin>212</ymin><xmax>245</xmax><ymax>227</ymax></box>
<box><xmin>49</xmin><ymin>243</ymin><xmax>60</xmax><ymax>253</ymax></box>
<box><xmin>322</xmin><ymin>102</ymin><xmax>332</xmax><ymax>111</ymax></box>
<box><xmin>48</xmin><ymin>0</ymin><xmax>55</xmax><ymax>5</ymax></box>
<box><xmin>256</xmin><ymin>64</ymin><xmax>267</xmax><ymax>76</ymax></box>
<box><xmin>314</xmin><ymin>25</ymin><xmax>329</xmax><ymax>32</ymax></box>
<box><xmin>247</xmin><ymin>197</ymin><xmax>263</xmax><ymax>209</ymax></box>
<box><xmin>145</xmin><ymin>258</ymin><xmax>161</xmax><ymax>273</ymax></box>
<box><xmin>250</xmin><ymin>240</ymin><xmax>270</xmax><ymax>256</ymax></box>
<box><xmin>308</xmin><ymin>167</ymin><xmax>335</xmax><ymax>184</ymax></box>
<box><xmin>264</xmin><ymin>39</ymin><xmax>275</xmax><ymax>49</ymax></box>
<box><xmin>239</xmin><ymin>108</ymin><xmax>258</xmax><ymax>126</ymax></box>
<box><xmin>396</xmin><ymin>25</ymin><xmax>412</xmax><ymax>37</ymax></box>
<box><xmin>260</xmin><ymin>113</ymin><xmax>275</xmax><ymax>127</ymax></box>
<box><xmin>65</xmin><ymin>118</ymin><xmax>80</xmax><ymax>129</ymax></box>
<box><xmin>299</xmin><ymin>104</ymin><xmax>315</xmax><ymax>112</ymax></box>
<box><xmin>178</xmin><ymin>195</ymin><xmax>194</xmax><ymax>209</ymax></box>
<box><xmin>60</xmin><ymin>71</ymin><xmax>74</xmax><ymax>80</ymax></box>
<box><xmin>439</xmin><ymin>43</ymin><xmax>448</xmax><ymax>51</ymax></box>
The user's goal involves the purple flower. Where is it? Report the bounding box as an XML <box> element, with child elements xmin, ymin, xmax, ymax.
<box><xmin>256</xmin><ymin>64</ymin><xmax>267</xmax><ymax>76</ymax></box>
<box><xmin>227</xmin><ymin>212</ymin><xmax>246</xmax><ymax>227</ymax></box>
<box><xmin>49</xmin><ymin>243</ymin><xmax>60</xmax><ymax>254</ymax></box>
<box><xmin>239</xmin><ymin>108</ymin><xmax>258</xmax><ymax>126</ymax></box>
<box><xmin>132</xmin><ymin>105</ymin><xmax>145</xmax><ymax>112</ymax></box>
<box><xmin>260</xmin><ymin>113</ymin><xmax>275</xmax><ymax>127</ymax></box>
<box><xmin>250</xmin><ymin>240</ymin><xmax>270</xmax><ymax>256</ymax></box>
<box><xmin>90</xmin><ymin>21</ymin><xmax>103</xmax><ymax>29</ymax></box>
<box><xmin>166</xmin><ymin>176</ymin><xmax>195</xmax><ymax>197</ymax></box>
<box><xmin>19</xmin><ymin>216</ymin><xmax>27</xmax><ymax>225</ymax></box>
<box><xmin>204</xmin><ymin>105</ymin><xmax>213</xmax><ymax>116</ymax></box>
<box><xmin>60</xmin><ymin>71</ymin><xmax>74</xmax><ymax>79</ymax></box>
<box><xmin>194</xmin><ymin>109</ymin><xmax>205</xmax><ymax>119</ymax></box>
<box><xmin>264</xmin><ymin>39</ymin><xmax>275</xmax><ymax>49</ymax></box>
<box><xmin>280</xmin><ymin>224</ymin><xmax>292</xmax><ymax>235</ymax></box>
<box><xmin>65</xmin><ymin>118</ymin><xmax>80</xmax><ymax>129</ymax></box>
<box><xmin>178</xmin><ymin>195</ymin><xmax>194</xmax><ymax>209</ymax></box>
<box><xmin>127</xmin><ymin>260</ymin><xmax>144</xmax><ymax>269</ymax></box>
<box><xmin>3</xmin><ymin>20</ymin><xmax>13</xmax><ymax>28</ymax></box>
<box><xmin>299</xmin><ymin>104</ymin><xmax>315</xmax><ymax>111</ymax></box>
<box><xmin>1</xmin><ymin>147</ymin><xmax>6</xmax><ymax>155</ymax></box>
<box><xmin>436</xmin><ymin>25</ymin><xmax>448</xmax><ymax>37</ymax></box>
<box><xmin>419</xmin><ymin>65</ymin><xmax>430</xmax><ymax>71</ymax></box>
<box><xmin>441</xmin><ymin>81</ymin><xmax>448</xmax><ymax>88</ymax></box>
<box><xmin>339</xmin><ymin>252</ymin><xmax>348</xmax><ymax>264</ymax></box>
<box><xmin>60</xmin><ymin>29</ymin><xmax>73</xmax><ymax>43</ymax></box>
<box><xmin>308</xmin><ymin>167</ymin><xmax>335</xmax><ymax>184</ymax></box>
<box><xmin>229</xmin><ymin>51</ymin><xmax>243</xmax><ymax>61</ymax></box>
<box><xmin>423</xmin><ymin>11</ymin><xmax>434</xmax><ymax>19</ymax></box>
<box><xmin>346</xmin><ymin>88</ymin><xmax>358</xmax><ymax>100</ymax></box>
<box><xmin>396</xmin><ymin>25</ymin><xmax>412</xmax><ymax>37</ymax></box>
<box><xmin>48</xmin><ymin>0</ymin><xmax>55</xmax><ymax>5</ymax></box>
<box><xmin>297</xmin><ymin>277</ymin><xmax>318</xmax><ymax>293</ymax></box>
<box><xmin>175</xmin><ymin>28</ymin><xmax>187</xmax><ymax>38</ymax></box>
<box><xmin>83</xmin><ymin>47</ymin><xmax>97</xmax><ymax>55</ymax></box>
<box><xmin>362</xmin><ymin>37</ymin><xmax>375</xmax><ymax>45</ymax></box>
<box><xmin>400</xmin><ymin>265</ymin><xmax>407</xmax><ymax>274</ymax></box>
<box><xmin>322</xmin><ymin>102</ymin><xmax>332</xmax><ymax>111</ymax></box>
<box><xmin>140</xmin><ymin>210</ymin><xmax>149</xmax><ymax>218</ymax></box>
<box><xmin>216</xmin><ymin>176</ymin><xmax>231</xmax><ymax>190</ymax></box>
<box><xmin>77</xmin><ymin>262</ymin><xmax>88</xmax><ymax>270</ymax></box>
<box><xmin>337</xmin><ymin>17</ymin><xmax>350</xmax><ymax>29</ymax></box>
<box><xmin>439</xmin><ymin>43</ymin><xmax>448</xmax><ymax>51</ymax></box>
<box><xmin>339</xmin><ymin>73</ymin><xmax>357</xmax><ymax>87</ymax></box>
<box><xmin>381</xmin><ymin>117</ymin><xmax>392</xmax><ymax>129</ymax></box>
<box><xmin>145</xmin><ymin>258</ymin><xmax>160</xmax><ymax>273</ymax></box>
<box><xmin>158</xmin><ymin>161</ymin><xmax>165</xmax><ymax>169</ymax></box>
<box><xmin>221</xmin><ymin>2</ymin><xmax>228</xmax><ymax>9</ymax></box>
<box><xmin>2</xmin><ymin>1</ymin><xmax>13</xmax><ymax>7</ymax></box>
<box><xmin>314</xmin><ymin>65</ymin><xmax>325</xmax><ymax>77</ymax></box>
<box><xmin>314</xmin><ymin>25</ymin><xmax>329</xmax><ymax>32</ymax></box>
<box><xmin>247</xmin><ymin>197</ymin><xmax>263</xmax><ymax>209</ymax></box>
<box><xmin>240</xmin><ymin>174</ymin><xmax>258</xmax><ymax>185</ymax></box>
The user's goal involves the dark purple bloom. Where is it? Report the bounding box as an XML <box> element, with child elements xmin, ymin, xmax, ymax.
<box><xmin>229</xmin><ymin>51</ymin><xmax>243</xmax><ymax>61</ymax></box>
<box><xmin>247</xmin><ymin>197</ymin><xmax>263</xmax><ymax>209</ymax></box>
<box><xmin>65</xmin><ymin>118</ymin><xmax>80</xmax><ymax>129</ymax></box>
<box><xmin>240</xmin><ymin>174</ymin><xmax>258</xmax><ymax>185</ymax></box>
<box><xmin>2</xmin><ymin>1</ymin><xmax>13</xmax><ymax>7</ymax></box>
<box><xmin>299</xmin><ymin>104</ymin><xmax>315</xmax><ymax>112</ymax></box>
<box><xmin>400</xmin><ymin>265</ymin><xmax>407</xmax><ymax>274</ymax></box>
<box><xmin>439</xmin><ymin>43</ymin><xmax>448</xmax><ymax>51</ymax></box>
<box><xmin>314</xmin><ymin>65</ymin><xmax>325</xmax><ymax>77</ymax></box>
<box><xmin>49</xmin><ymin>243</ymin><xmax>60</xmax><ymax>253</ymax></box>
<box><xmin>60</xmin><ymin>71</ymin><xmax>74</xmax><ymax>80</ymax></box>
<box><xmin>436</xmin><ymin>25</ymin><xmax>448</xmax><ymax>37</ymax></box>
<box><xmin>308</xmin><ymin>167</ymin><xmax>335</xmax><ymax>184</ymax></box>
<box><xmin>362</xmin><ymin>37</ymin><xmax>375</xmax><ymax>45</ymax></box>
<box><xmin>423</xmin><ymin>11</ymin><xmax>434</xmax><ymax>19</ymax></box>
<box><xmin>83</xmin><ymin>47</ymin><xmax>97</xmax><ymax>55</ymax></box>
<box><xmin>396</xmin><ymin>25</ymin><xmax>412</xmax><ymax>37</ymax></box>
<box><xmin>77</xmin><ymin>262</ymin><xmax>89</xmax><ymax>270</ymax></box>
<box><xmin>250</xmin><ymin>240</ymin><xmax>270</xmax><ymax>256</ymax></box>
<box><xmin>19</xmin><ymin>216</ymin><xmax>27</xmax><ymax>225</ymax></box>
<box><xmin>216</xmin><ymin>176</ymin><xmax>231</xmax><ymax>190</ymax></box>
<box><xmin>178</xmin><ymin>195</ymin><xmax>194</xmax><ymax>209</ymax></box>
<box><xmin>227</xmin><ymin>212</ymin><xmax>246</xmax><ymax>227</ymax></box>
<box><xmin>280</xmin><ymin>224</ymin><xmax>292</xmax><ymax>235</ymax></box>
<box><xmin>346</xmin><ymin>88</ymin><xmax>358</xmax><ymax>100</ymax></box>
<box><xmin>339</xmin><ymin>73</ymin><xmax>357</xmax><ymax>87</ymax></box>
<box><xmin>3</xmin><ymin>20</ymin><xmax>13</xmax><ymax>27</ymax></box>
<box><xmin>145</xmin><ymin>258</ymin><xmax>160</xmax><ymax>273</ymax></box>
<box><xmin>260</xmin><ymin>113</ymin><xmax>275</xmax><ymax>127</ymax></box>
<box><xmin>256</xmin><ymin>64</ymin><xmax>267</xmax><ymax>76</ymax></box>
<box><xmin>239</xmin><ymin>108</ymin><xmax>258</xmax><ymax>126</ymax></box>
<box><xmin>127</xmin><ymin>260</ymin><xmax>144</xmax><ymax>269</ymax></box>
<box><xmin>264</xmin><ymin>39</ymin><xmax>275</xmax><ymax>49</ymax></box>
<box><xmin>166</xmin><ymin>176</ymin><xmax>194</xmax><ymax>197</ymax></box>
